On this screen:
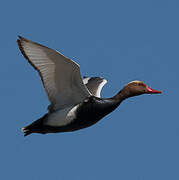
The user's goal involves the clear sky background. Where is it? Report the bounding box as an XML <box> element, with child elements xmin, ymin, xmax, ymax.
<box><xmin>0</xmin><ymin>0</ymin><xmax>178</xmax><ymax>179</ymax></box>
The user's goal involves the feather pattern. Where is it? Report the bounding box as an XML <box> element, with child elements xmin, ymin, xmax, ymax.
<box><xmin>17</xmin><ymin>36</ymin><xmax>91</xmax><ymax>111</ymax></box>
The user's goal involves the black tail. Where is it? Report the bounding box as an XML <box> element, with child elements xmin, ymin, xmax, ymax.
<box><xmin>21</xmin><ymin>114</ymin><xmax>48</xmax><ymax>136</ymax></box>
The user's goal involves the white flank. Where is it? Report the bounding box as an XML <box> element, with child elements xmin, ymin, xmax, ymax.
<box><xmin>44</xmin><ymin>105</ymin><xmax>79</xmax><ymax>126</ymax></box>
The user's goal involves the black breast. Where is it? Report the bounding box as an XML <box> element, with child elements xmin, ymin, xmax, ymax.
<box><xmin>63</xmin><ymin>96</ymin><xmax>120</xmax><ymax>132</ymax></box>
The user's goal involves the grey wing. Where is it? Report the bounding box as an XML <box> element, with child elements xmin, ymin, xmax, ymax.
<box><xmin>17</xmin><ymin>36</ymin><xmax>91</xmax><ymax>111</ymax></box>
<box><xmin>83</xmin><ymin>77</ymin><xmax>107</xmax><ymax>97</ymax></box>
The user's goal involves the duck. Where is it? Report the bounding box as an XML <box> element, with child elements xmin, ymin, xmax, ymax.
<box><xmin>17</xmin><ymin>36</ymin><xmax>162</xmax><ymax>136</ymax></box>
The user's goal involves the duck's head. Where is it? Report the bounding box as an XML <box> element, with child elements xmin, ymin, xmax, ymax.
<box><xmin>123</xmin><ymin>80</ymin><xmax>162</xmax><ymax>97</ymax></box>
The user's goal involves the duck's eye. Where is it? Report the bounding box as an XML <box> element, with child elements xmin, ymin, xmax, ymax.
<box><xmin>138</xmin><ymin>83</ymin><xmax>145</xmax><ymax>87</ymax></box>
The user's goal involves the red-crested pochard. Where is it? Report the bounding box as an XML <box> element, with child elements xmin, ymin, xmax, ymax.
<box><xmin>17</xmin><ymin>36</ymin><xmax>162</xmax><ymax>136</ymax></box>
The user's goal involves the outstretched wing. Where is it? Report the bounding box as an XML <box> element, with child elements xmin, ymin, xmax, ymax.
<box><xmin>17</xmin><ymin>36</ymin><xmax>91</xmax><ymax>111</ymax></box>
<box><xmin>83</xmin><ymin>77</ymin><xmax>107</xmax><ymax>97</ymax></box>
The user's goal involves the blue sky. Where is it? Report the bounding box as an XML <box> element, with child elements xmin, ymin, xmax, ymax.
<box><xmin>0</xmin><ymin>0</ymin><xmax>179</xmax><ymax>179</ymax></box>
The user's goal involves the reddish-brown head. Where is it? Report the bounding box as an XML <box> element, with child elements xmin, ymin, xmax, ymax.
<box><xmin>125</xmin><ymin>80</ymin><xmax>162</xmax><ymax>97</ymax></box>
<box><xmin>114</xmin><ymin>80</ymin><xmax>162</xmax><ymax>101</ymax></box>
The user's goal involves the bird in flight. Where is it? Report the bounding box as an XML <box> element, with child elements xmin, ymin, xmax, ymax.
<box><xmin>17</xmin><ymin>36</ymin><xmax>162</xmax><ymax>136</ymax></box>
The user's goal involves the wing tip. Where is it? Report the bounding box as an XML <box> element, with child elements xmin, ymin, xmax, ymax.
<box><xmin>17</xmin><ymin>35</ymin><xmax>36</xmax><ymax>45</ymax></box>
<box><xmin>17</xmin><ymin>36</ymin><xmax>29</xmax><ymax>61</ymax></box>
<box><xmin>17</xmin><ymin>36</ymin><xmax>25</xmax><ymax>55</ymax></box>
<box><xmin>16</xmin><ymin>36</ymin><xmax>40</xmax><ymax>72</ymax></box>
<box><xmin>17</xmin><ymin>35</ymin><xmax>28</xmax><ymax>43</ymax></box>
